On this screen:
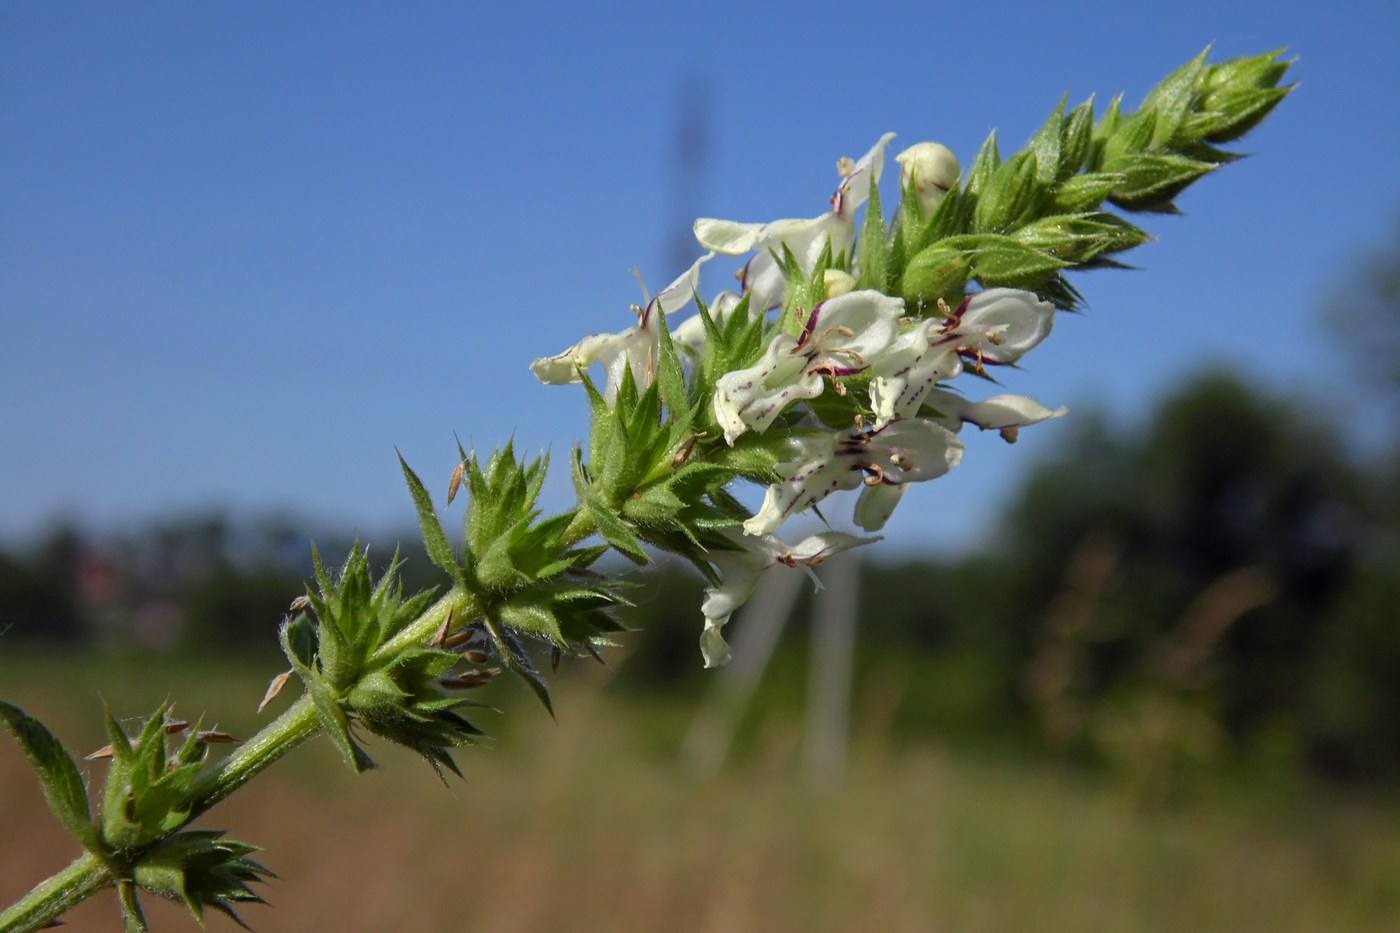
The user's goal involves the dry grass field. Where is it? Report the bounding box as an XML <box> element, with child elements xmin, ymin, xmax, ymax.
<box><xmin>3</xmin><ymin>648</ymin><xmax>1399</xmax><ymax>932</ymax></box>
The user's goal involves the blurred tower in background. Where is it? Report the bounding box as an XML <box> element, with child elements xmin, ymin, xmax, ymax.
<box><xmin>668</xmin><ymin>75</ymin><xmax>711</xmax><ymax>273</ymax></box>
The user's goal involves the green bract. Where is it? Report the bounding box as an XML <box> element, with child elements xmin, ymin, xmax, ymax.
<box><xmin>280</xmin><ymin>545</ymin><xmax>481</xmax><ymax>774</ymax></box>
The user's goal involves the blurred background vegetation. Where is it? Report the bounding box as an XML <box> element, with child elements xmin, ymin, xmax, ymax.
<box><xmin>3</xmin><ymin>223</ymin><xmax>1399</xmax><ymax>929</ymax></box>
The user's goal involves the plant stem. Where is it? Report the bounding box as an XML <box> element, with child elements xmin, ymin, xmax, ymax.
<box><xmin>374</xmin><ymin>586</ymin><xmax>474</xmax><ymax>662</ymax></box>
<box><xmin>186</xmin><ymin>694</ymin><xmax>321</xmax><ymax>820</ymax></box>
<box><xmin>0</xmin><ymin>851</ymin><xmax>111</xmax><ymax>933</ymax></box>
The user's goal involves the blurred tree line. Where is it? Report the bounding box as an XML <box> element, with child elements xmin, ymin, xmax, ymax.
<box><xmin>4</xmin><ymin>363</ymin><xmax>1392</xmax><ymax>787</ymax></box>
<box><xmin>4</xmin><ymin>220</ymin><xmax>1398</xmax><ymax>790</ymax></box>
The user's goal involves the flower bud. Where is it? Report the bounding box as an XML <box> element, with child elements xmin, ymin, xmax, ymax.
<box><xmin>896</xmin><ymin>142</ymin><xmax>959</xmax><ymax>218</ymax></box>
<box><xmin>823</xmin><ymin>269</ymin><xmax>856</xmax><ymax>299</ymax></box>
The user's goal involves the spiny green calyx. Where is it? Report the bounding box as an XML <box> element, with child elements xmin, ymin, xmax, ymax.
<box><xmin>571</xmin><ymin>310</ymin><xmax>761</xmax><ymax>578</ymax></box>
<box><xmin>129</xmin><ymin>830</ymin><xmax>271</xmax><ymax>928</ymax></box>
<box><xmin>280</xmin><ymin>546</ymin><xmax>483</xmax><ymax>775</ymax></box>
<box><xmin>402</xmin><ymin>442</ymin><xmax>629</xmax><ymax>715</ymax></box>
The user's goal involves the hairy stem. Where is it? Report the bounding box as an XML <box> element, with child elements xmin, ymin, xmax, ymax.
<box><xmin>374</xmin><ymin>586</ymin><xmax>475</xmax><ymax>662</ymax></box>
<box><xmin>0</xmin><ymin>852</ymin><xmax>111</xmax><ymax>933</ymax></box>
<box><xmin>186</xmin><ymin>694</ymin><xmax>321</xmax><ymax>820</ymax></box>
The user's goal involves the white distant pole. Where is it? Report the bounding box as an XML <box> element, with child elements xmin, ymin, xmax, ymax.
<box><xmin>804</xmin><ymin>555</ymin><xmax>859</xmax><ymax>787</ymax></box>
<box><xmin>680</xmin><ymin>567</ymin><xmax>804</xmax><ymax>777</ymax></box>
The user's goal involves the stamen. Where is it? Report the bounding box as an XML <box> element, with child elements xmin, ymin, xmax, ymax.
<box><xmin>817</xmin><ymin>325</ymin><xmax>856</xmax><ymax>343</ymax></box>
<box><xmin>823</xmin><ymin>347</ymin><xmax>867</xmax><ymax>366</ymax></box>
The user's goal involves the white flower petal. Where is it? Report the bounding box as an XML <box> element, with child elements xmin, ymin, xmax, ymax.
<box><xmin>713</xmin><ymin>334</ymin><xmax>821</xmax><ymax>445</ymax></box>
<box><xmin>694</xmin><ymin>218</ymin><xmax>766</xmax><ymax>255</ymax></box>
<box><xmin>741</xmin><ymin>251</ymin><xmax>788</xmax><ymax>312</ymax></box>
<box><xmin>955</xmin><ymin>288</ymin><xmax>1056</xmax><ymax>363</ymax></box>
<box><xmin>530</xmin><ymin>330</ymin><xmax>633</xmax><ymax>385</ymax></box>
<box><xmin>925</xmin><ymin>389</ymin><xmax>1068</xmax><ymax>431</ymax></box>
<box><xmin>786</xmin><ymin>531</ymin><xmax>882</xmax><ymax>564</ymax></box>
<box><xmin>650</xmin><ymin>252</ymin><xmax>713</xmax><ymax>318</ymax></box>
<box><xmin>803</xmin><ymin>290</ymin><xmax>904</xmax><ymax>373</ymax></box>
<box><xmin>745</xmin><ymin>420</ymin><xmax>963</xmax><ymax>535</ymax></box>
<box><xmin>700</xmin><ymin>620</ymin><xmax>735</xmax><ymax>668</ymax></box>
<box><xmin>698</xmin><ymin>529</ymin><xmax>879</xmax><ymax>666</ymax></box>
<box><xmin>870</xmin><ymin>418</ymin><xmax>965</xmax><ymax>484</ymax></box>
<box><xmin>869</xmin><ymin>326</ymin><xmax>964</xmax><ymax>427</ymax></box>
<box><xmin>854</xmin><ymin>483</ymin><xmax>906</xmax><ymax>532</ymax></box>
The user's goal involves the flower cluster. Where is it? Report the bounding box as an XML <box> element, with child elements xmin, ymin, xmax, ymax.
<box><xmin>533</xmin><ymin>134</ymin><xmax>1067</xmax><ymax>665</ymax></box>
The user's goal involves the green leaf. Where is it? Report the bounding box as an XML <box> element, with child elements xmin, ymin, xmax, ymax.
<box><xmin>118</xmin><ymin>880</ymin><xmax>150</xmax><ymax>933</ymax></box>
<box><xmin>497</xmin><ymin>591</ymin><xmax>565</xmax><ymax>644</ymax></box>
<box><xmin>485</xmin><ymin>617</ymin><xmax>554</xmax><ymax>717</ymax></box>
<box><xmin>902</xmin><ymin>245</ymin><xmax>972</xmax><ymax>309</ymax></box>
<box><xmin>1049</xmin><ymin>172</ymin><xmax>1123</xmax><ymax>213</ymax></box>
<box><xmin>346</xmin><ymin>669</ymin><xmax>411</xmax><ymax>713</ymax></box>
<box><xmin>1025</xmin><ymin>95</ymin><xmax>1066</xmax><ymax>185</ymax></box>
<box><xmin>1087</xmin><ymin>94</ymin><xmax>1124</xmax><ymax>170</ymax></box>
<box><xmin>588</xmin><ymin>497</ymin><xmax>649</xmax><ymax>565</ymax></box>
<box><xmin>398</xmin><ymin>452</ymin><xmax>463</xmax><ymax>585</ymax></box>
<box><xmin>1101</xmin><ymin>107</ymin><xmax>1156</xmax><ymax>168</ymax></box>
<box><xmin>970</xmin><ymin>236</ymin><xmax>1070</xmax><ymax>288</ymax></box>
<box><xmin>280</xmin><ymin>623</ymin><xmax>374</xmax><ymax>773</ymax></box>
<box><xmin>964</xmin><ymin>132</ymin><xmax>1001</xmax><ymax>198</ymax></box>
<box><xmin>855</xmin><ymin>177</ymin><xmax>887</xmax><ymax>291</ymax></box>
<box><xmin>1197</xmin><ymin>85</ymin><xmax>1293</xmax><ymax>143</ymax></box>
<box><xmin>1140</xmin><ymin>47</ymin><xmax>1208</xmax><ymax>148</ymax></box>
<box><xmin>1059</xmin><ymin>99</ymin><xmax>1095</xmax><ymax>181</ymax></box>
<box><xmin>1108</xmin><ymin>153</ymin><xmax>1216</xmax><ymax>211</ymax></box>
<box><xmin>973</xmin><ymin>151</ymin><xmax>1044</xmax><ymax>234</ymax></box>
<box><xmin>0</xmin><ymin>700</ymin><xmax>97</xmax><ymax>849</ymax></box>
<box><xmin>1012</xmin><ymin>213</ymin><xmax>1151</xmax><ymax>263</ymax></box>
<box><xmin>653</xmin><ymin>308</ymin><xmax>690</xmax><ymax>419</ymax></box>
<box><xmin>133</xmin><ymin>830</ymin><xmax>272</xmax><ymax>928</ymax></box>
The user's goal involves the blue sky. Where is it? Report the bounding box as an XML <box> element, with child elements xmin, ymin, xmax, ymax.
<box><xmin>2</xmin><ymin>0</ymin><xmax>1397</xmax><ymax>555</ymax></box>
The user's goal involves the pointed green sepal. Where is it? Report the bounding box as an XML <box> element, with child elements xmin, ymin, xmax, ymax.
<box><xmin>398</xmin><ymin>451</ymin><xmax>464</xmax><ymax>585</ymax></box>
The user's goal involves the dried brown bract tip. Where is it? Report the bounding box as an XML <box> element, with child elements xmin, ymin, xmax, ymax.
<box><xmin>258</xmin><ymin>671</ymin><xmax>293</xmax><ymax>714</ymax></box>
<box><xmin>429</xmin><ymin>608</ymin><xmax>455</xmax><ymax>648</ymax></box>
<box><xmin>440</xmin><ymin>667</ymin><xmax>501</xmax><ymax>690</ymax></box>
<box><xmin>447</xmin><ymin>461</ymin><xmax>465</xmax><ymax>504</ymax></box>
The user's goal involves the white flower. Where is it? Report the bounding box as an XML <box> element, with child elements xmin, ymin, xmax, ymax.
<box><xmin>895</xmin><ymin>142</ymin><xmax>960</xmax><ymax>218</ymax></box>
<box><xmin>694</xmin><ymin>133</ymin><xmax>895</xmax><ymax>310</ymax></box>
<box><xmin>869</xmin><ymin>287</ymin><xmax>1056</xmax><ymax>425</ymax></box>
<box><xmin>921</xmin><ymin>388</ymin><xmax>1068</xmax><ymax>442</ymax></box>
<box><xmin>743</xmin><ymin>418</ymin><xmax>964</xmax><ymax>536</ymax></box>
<box><xmin>700</xmin><ymin>529</ymin><xmax>879</xmax><ymax>667</ymax></box>
<box><xmin>530</xmin><ymin>253</ymin><xmax>712</xmax><ymax>402</ymax></box>
<box><xmin>713</xmin><ymin>289</ymin><xmax>904</xmax><ymax>445</ymax></box>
